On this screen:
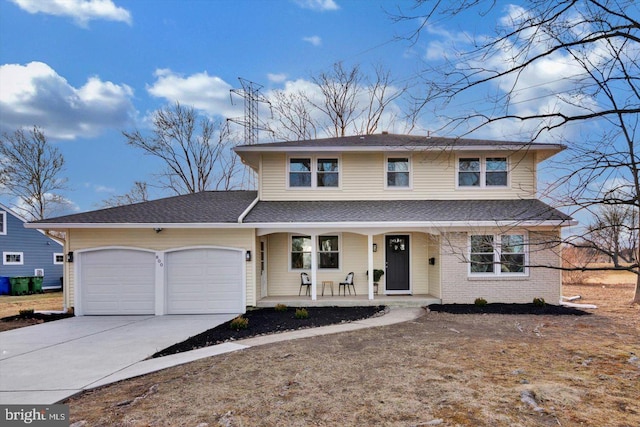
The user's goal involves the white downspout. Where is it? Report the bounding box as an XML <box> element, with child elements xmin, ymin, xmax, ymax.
<box><xmin>237</xmin><ymin>196</ymin><xmax>260</xmax><ymax>224</ymax></box>
<box><xmin>368</xmin><ymin>234</ymin><xmax>374</xmax><ymax>300</ymax></box>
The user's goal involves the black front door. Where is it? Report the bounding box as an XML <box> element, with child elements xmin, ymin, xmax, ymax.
<box><xmin>385</xmin><ymin>235</ymin><xmax>410</xmax><ymax>293</ymax></box>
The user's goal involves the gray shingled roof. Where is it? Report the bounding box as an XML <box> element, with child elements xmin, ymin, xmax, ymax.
<box><xmin>235</xmin><ymin>134</ymin><xmax>563</xmax><ymax>150</ymax></box>
<box><xmin>32</xmin><ymin>191</ymin><xmax>258</xmax><ymax>224</ymax></box>
<box><xmin>30</xmin><ymin>191</ymin><xmax>571</xmax><ymax>226</ymax></box>
<box><xmin>243</xmin><ymin>199</ymin><xmax>572</xmax><ymax>223</ymax></box>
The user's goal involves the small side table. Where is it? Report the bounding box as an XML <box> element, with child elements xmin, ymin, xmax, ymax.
<box><xmin>322</xmin><ymin>281</ymin><xmax>334</xmax><ymax>296</ymax></box>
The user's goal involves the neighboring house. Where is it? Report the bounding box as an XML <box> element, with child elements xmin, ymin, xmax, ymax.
<box><xmin>28</xmin><ymin>134</ymin><xmax>576</xmax><ymax>315</ymax></box>
<box><xmin>0</xmin><ymin>203</ymin><xmax>64</xmax><ymax>291</ymax></box>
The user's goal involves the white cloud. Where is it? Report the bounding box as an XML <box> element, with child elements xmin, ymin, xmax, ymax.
<box><xmin>0</xmin><ymin>61</ymin><xmax>135</xmax><ymax>139</ymax></box>
<box><xmin>293</xmin><ymin>0</ymin><xmax>339</xmax><ymax>12</ymax></box>
<box><xmin>146</xmin><ymin>69</ymin><xmax>242</xmax><ymax>119</ymax></box>
<box><xmin>267</xmin><ymin>73</ymin><xmax>288</xmax><ymax>83</ymax></box>
<box><xmin>11</xmin><ymin>0</ymin><xmax>131</xmax><ymax>27</ymax></box>
<box><xmin>303</xmin><ymin>35</ymin><xmax>322</xmax><ymax>47</ymax></box>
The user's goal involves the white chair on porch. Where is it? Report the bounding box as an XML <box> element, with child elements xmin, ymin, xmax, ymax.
<box><xmin>338</xmin><ymin>272</ymin><xmax>356</xmax><ymax>296</ymax></box>
<box><xmin>299</xmin><ymin>272</ymin><xmax>312</xmax><ymax>296</ymax></box>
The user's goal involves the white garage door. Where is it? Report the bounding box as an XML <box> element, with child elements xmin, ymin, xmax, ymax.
<box><xmin>80</xmin><ymin>249</ymin><xmax>155</xmax><ymax>315</ymax></box>
<box><xmin>166</xmin><ymin>248</ymin><xmax>244</xmax><ymax>314</ymax></box>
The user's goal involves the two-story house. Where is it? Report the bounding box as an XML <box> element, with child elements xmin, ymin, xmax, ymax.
<box><xmin>1</xmin><ymin>203</ymin><xmax>64</xmax><ymax>292</ymax></box>
<box><xmin>28</xmin><ymin>134</ymin><xmax>575</xmax><ymax>315</ymax></box>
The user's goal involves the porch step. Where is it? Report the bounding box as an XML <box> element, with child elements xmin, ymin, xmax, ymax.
<box><xmin>256</xmin><ymin>294</ymin><xmax>441</xmax><ymax>308</ymax></box>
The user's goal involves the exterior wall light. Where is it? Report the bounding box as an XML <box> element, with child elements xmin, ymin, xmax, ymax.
<box><xmin>246</xmin><ymin>250</ymin><xmax>251</xmax><ymax>261</ymax></box>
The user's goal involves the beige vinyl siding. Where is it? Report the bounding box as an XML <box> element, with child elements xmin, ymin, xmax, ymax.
<box><xmin>260</xmin><ymin>151</ymin><xmax>536</xmax><ymax>201</ymax></box>
<box><xmin>439</xmin><ymin>228</ymin><xmax>562</xmax><ymax>304</ymax></box>
<box><xmin>266</xmin><ymin>232</ymin><xmax>383</xmax><ymax>296</ymax></box>
<box><xmin>427</xmin><ymin>234</ymin><xmax>441</xmax><ymax>297</ymax></box>
<box><xmin>410</xmin><ymin>232</ymin><xmax>430</xmax><ymax>294</ymax></box>
<box><xmin>66</xmin><ymin>228</ymin><xmax>257</xmax><ymax>308</ymax></box>
<box><xmin>265</xmin><ymin>232</ymin><xmax>434</xmax><ymax>297</ymax></box>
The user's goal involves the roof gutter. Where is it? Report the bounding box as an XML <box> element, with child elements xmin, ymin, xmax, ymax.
<box><xmin>237</xmin><ymin>195</ymin><xmax>260</xmax><ymax>224</ymax></box>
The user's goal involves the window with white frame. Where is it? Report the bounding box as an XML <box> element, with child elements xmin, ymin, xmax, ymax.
<box><xmin>291</xmin><ymin>235</ymin><xmax>340</xmax><ymax>270</ymax></box>
<box><xmin>54</xmin><ymin>253</ymin><xmax>64</xmax><ymax>265</ymax></box>
<box><xmin>288</xmin><ymin>157</ymin><xmax>339</xmax><ymax>188</ymax></box>
<box><xmin>458</xmin><ymin>157</ymin><xmax>508</xmax><ymax>188</ymax></box>
<box><xmin>3</xmin><ymin>252</ymin><xmax>24</xmax><ymax>265</ymax></box>
<box><xmin>318</xmin><ymin>235</ymin><xmax>339</xmax><ymax>269</ymax></box>
<box><xmin>386</xmin><ymin>157</ymin><xmax>410</xmax><ymax>188</ymax></box>
<box><xmin>469</xmin><ymin>234</ymin><xmax>527</xmax><ymax>275</ymax></box>
<box><xmin>0</xmin><ymin>211</ymin><xmax>6</xmax><ymax>235</ymax></box>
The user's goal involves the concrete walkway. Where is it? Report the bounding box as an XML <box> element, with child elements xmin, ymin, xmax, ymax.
<box><xmin>0</xmin><ymin>307</ymin><xmax>424</xmax><ymax>404</ymax></box>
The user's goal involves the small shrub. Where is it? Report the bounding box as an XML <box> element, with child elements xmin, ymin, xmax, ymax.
<box><xmin>19</xmin><ymin>308</ymin><xmax>35</xmax><ymax>317</ymax></box>
<box><xmin>230</xmin><ymin>315</ymin><xmax>249</xmax><ymax>331</ymax></box>
<box><xmin>274</xmin><ymin>304</ymin><xmax>288</xmax><ymax>312</ymax></box>
<box><xmin>474</xmin><ymin>297</ymin><xmax>488</xmax><ymax>307</ymax></box>
<box><xmin>295</xmin><ymin>308</ymin><xmax>309</xmax><ymax>319</ymax></box>
<box><xmin>533</xmin><ymin>297</ymin><xmax>546</xmax><ymax>307</ymax></box>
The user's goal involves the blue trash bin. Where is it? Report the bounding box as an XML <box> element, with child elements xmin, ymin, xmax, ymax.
<box><xmin>0</xmin><ymin>277</ymin><xmax>9</xmax><ymax>295</ymax></box>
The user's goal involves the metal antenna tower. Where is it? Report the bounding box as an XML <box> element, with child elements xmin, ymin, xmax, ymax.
<box><xmin>228</xmin><ymin>77</ymin><xmax>271</xmax><ymax>145</ymax></box>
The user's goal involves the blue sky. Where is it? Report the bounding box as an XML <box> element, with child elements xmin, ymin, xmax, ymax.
<box><xmin>0</xmin><ymin>0</ymin><xmax>622</xmax><ymax>218</ymax></box>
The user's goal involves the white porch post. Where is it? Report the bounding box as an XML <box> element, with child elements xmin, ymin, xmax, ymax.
<box><xmin>367</xmin><ymin>234</ymin><xmax>374</xmax><ymax>300</ymax></box>
<box><xmin>310</xmin><ymin>233</ymin><xmax>318</xmax><ymax>300</ymax></box>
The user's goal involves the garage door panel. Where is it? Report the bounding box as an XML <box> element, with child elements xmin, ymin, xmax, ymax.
<box><xmin>167</xmin><ymin>248</ymin><xmax>243</xmax><ymax>314</ymax></box>
<box><xmin>81</xmin><ymin>249</ymin><xmax>155</xmax><ymax>315</ymax></box>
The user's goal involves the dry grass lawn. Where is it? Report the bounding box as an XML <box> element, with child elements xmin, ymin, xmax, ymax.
<box><xmin>66</xmin><ymin>281</ymin><xmax>639</xmax><ymax>427</ymax></box>
<box><xmin>0</xmin><ymin>292</ymin><xmax>65</xmax><ymax>331</ymax></box>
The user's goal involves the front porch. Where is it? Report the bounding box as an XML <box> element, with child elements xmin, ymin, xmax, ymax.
<box><xmin>256</xmin><ymin>294</ymin><xmax>441</xmax><ymax>308</ymax></box>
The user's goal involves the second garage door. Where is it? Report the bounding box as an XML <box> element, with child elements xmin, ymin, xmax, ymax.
<box><xmin>166</xmin><ymin>248</ymin><xmax>244</xmax><ymax>314</ymax></box>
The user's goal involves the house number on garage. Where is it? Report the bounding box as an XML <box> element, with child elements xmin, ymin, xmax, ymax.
<box><xmin>156</xmin><ymin>255</ymin><xmax>164</xmax><ymax>267</ymax></box>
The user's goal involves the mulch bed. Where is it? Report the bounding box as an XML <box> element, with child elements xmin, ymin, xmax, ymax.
<box><xmin>1</xmin><ymin>311</ymin><xmax>74</xmax><ymax>323</ymax></box>
<box><xmin>152</xmin><ymin>305</ymin><xmax>386</xmax><ymax>358</ymax></box>
<box><xmin>427</xmin><ymin>303</ymin><xmax>591</xmax><ymax>315</ymax></box>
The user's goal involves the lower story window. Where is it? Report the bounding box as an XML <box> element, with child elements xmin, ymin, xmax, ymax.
<box><xmin>3</xmin><ymin>252</ymin><xmax>24</xmax><ymax>265</ymax></box>
<box><xmin>469</xmin><ymin>234</ymin><xmax>526</xmax><ymax>275</ymax></box>
<box><xmin>291</xmin><ymin>235</ymin><xmax>340</xmax><ymax>270</ymax></box>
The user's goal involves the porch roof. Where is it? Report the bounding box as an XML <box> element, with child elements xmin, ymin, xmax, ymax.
<box><xmin>242</xmin><ymin>199</ymin><xmax>573</xmax><ymax>225</ymax></box>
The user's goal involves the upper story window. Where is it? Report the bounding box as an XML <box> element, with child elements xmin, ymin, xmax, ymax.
<box><xmin>288</xmin><ymin>157</ymin><xmax>339</xmax><ymax>188</ymax></box>
<box><xmin>386</xmin><ymin>157</ymin><xmax>410</xmax><ymax>188</ymax></box>
<box><xmin>317</xmin><ymin>158</ymin><xmax>339</xmax><ymax>187</ymax></box>
<box><xmin>289</xmin><ymin>158</ymin><xmax>312</xmax><ymax>187</ymax></box>
<box><xmin>0</xmin><ymin>211</ymin><xmax>6</xmax><ymax>235</ymax></box>
<box><xmin>3</xmin><ymin>252</ymin><xmax>23</xmax><ymax>265</ymax></box>
<box><xmin>54</xmin><ymin>253</ymin><xmax>65</xmax><ymax>265</ymax></box>
<box><xmin>469</xmin><ymin>234</ymin><xmax>526</xmax><ymax>275</ymax></box>
<box><xmin>458</xmin><ymin>157</ymin><xmax>508</xmax><ymax>188</ymax></box>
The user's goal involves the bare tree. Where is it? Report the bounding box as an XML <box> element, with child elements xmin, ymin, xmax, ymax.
<box><xmin>399</xmin><ymin>0</ymin><xmax>640</xmax><ymax>303</ymax></box>
<box><xmin>123</xmin><ymin>103</ymin><xmax>240</xmax><ymax>195</ymax></box>
<box><xmin>100</xmin><ymin>181</ymin><xmax>150</xmax><ymax>208</ymax></box>
<box><xmin>269</xmin><ymin>63</ymin><xmax>407</xmax><ymax>140</ymax></box>
<box><xmin>312</xmin><ymin>62</ymin><xmax>362</xmax><ymax>137</ymax></box>
<box><xmin>268</xmin><ymin>89</ymin><xmax>317</xmax><ymax>141</ymax></box>
<box><xmin>0</xmin><ymin>126</ymin><xmax>68</xmax><ymax>220</ymax></box>
<box><xmin>584</xmin><ymin>204</ymin><xmax>638</xmax><ymax>267</ymax></box>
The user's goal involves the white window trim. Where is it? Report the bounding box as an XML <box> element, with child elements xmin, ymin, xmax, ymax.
<box><xmin>289</xmin><ymin>233</ymin><xmax>342</xmax><ymax>271</ymax></box>
<box><xmin>0</xmin><ymin>211</ymin><xmax>6</xmax><ymax>235</ymax></box>
<box><xmin>287</xmin><ymin>155</ymin><xmax>341</xmax><ymax>190</ymax></box>
<box><xmin>3</xmin><ymin>251</ymin><xmax>24</xmax><ymax>265</ymax></box>
<box><xmin>385</xmin><ymin>155</ymin><xmax>413</xmax><ymax>190</ymax></box>
<box><xmin>468</xmin><ymin>233</ymin><xmax>528</xmax><ymax>277</ymax></box>
<box><xmin>54</xmin><ymin>253</ymin><xmax>64</xmax><ymax>265</ymax></box>
<box><xmin>456</xmin><ymin>156</ymin><xmax>509</xmax><ymax>189</ymax></box>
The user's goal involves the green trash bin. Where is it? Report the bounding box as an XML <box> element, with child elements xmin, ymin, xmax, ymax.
<box><xmin>30</xmin><ymin>276</ymin><xmax>44</xmax><ymax>294</ymax></box>
<box><xmin>9</xmin><ymin>277</ymin><xmax>30</xmax><ymax>295</ymax></box>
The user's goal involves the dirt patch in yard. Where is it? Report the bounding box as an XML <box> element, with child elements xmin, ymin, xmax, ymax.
<box><xmin>66</xmin><ymin>284</ymin><xmax>639</xmax><ymax>426</ymax></box>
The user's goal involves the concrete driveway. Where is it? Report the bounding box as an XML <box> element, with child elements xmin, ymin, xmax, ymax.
<box><xmin>0</xmin><ymin>314</ymin><xmax>241</xmax><ymax>404</ymax></box>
